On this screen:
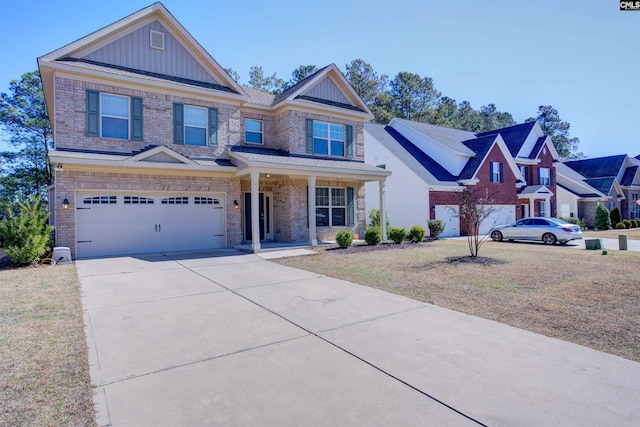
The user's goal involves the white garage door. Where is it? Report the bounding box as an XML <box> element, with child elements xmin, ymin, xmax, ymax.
<box><xmin>480</xmin><ymin>205</ymin><xmax>516</xmax><ymax>235</ymax></box>
<box><xmin>76</xmin><ymin>193</ymin><xmax>226</xmax><ymax>258</ymax></box>
<box><xmin>435</xmin><ymin>205</ymin><xmax>460</xmax><ymax>237</ymax></box>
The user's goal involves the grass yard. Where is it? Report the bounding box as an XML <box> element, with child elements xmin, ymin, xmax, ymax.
<box><xmin>274</xmin><ymin>239</ymin><xmax>640</xmax><ymax>362</ymax></box>
<box><xmin>0</xmin><ymin>264</ymin><xmax>94</xmax><ymax>426</ymax></box>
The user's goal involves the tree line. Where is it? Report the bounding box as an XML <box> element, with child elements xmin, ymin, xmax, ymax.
<box><xmin>0</xmin><ymin>61</ymin><xmax>582</xmax><ymax>202</ymax></box>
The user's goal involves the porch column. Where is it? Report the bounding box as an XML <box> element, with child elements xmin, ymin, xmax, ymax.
<box><xmin>529</xmin><ymin>199</ymin><xmax>535</xmax><ymax>217</ymax></box>
<box><xmin>308</xmin><ymin>175</ymin><xmax>317</xmax><ymax>246</ymax></box>
<box><xmin>250</xmin><ymin>171</ymin><xmax>261</xmax><ymax>252</ymax></box>
<box><xmin>379</xmin><ymin>178</ymin><xmax>387</xmax><ymax>241</ymax></box>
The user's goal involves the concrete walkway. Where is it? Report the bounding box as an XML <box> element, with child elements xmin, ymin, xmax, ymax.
<box><xmin>77</xmin><ymin>250</ymin><xmax>640</xmax><ymax>427</ymax></box>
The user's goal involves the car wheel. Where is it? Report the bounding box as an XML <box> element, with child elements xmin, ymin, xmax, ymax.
<box><xmin>490</xmin><ymin>230</ymin><xmax>503</xmax><ymax>242</ymax></box>
<box><xmin>542</xmin><ymin>233</ymin><xmax>557</xmax><ymax>245</ymax></box>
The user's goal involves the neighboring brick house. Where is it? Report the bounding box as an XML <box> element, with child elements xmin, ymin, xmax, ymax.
<box><xmin>365</xmin><ymin>119</ymin><xmax>560</xmax><ymax>237</ymax></box>
<box><xmin>558</xmin><ymin>154</ymin><xmax>640</xmax><ymax>226</ymax></box>
<box><xmin>39</xmin><ymin>3</ymin><xmax>389</xmax><ymax>258</ymax></box>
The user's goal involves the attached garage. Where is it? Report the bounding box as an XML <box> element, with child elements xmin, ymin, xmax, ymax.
<box><xmin>76</xmin><ymin>192</ymin><xmax>226</xmax><ymax>258</ymax></box>
<box><xmin>435</xmin><ymin>205</ymin><xmax>460</xmax><ymax>237</ymax></box>
<box><xmin>479</xmin><ymin>205</ymin><xmax>516</xmax><ymax>235</ymax></box>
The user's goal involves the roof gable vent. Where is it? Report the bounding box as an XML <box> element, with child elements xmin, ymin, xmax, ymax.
<box><xmin>150</xmin><ymin>30</ymin><xmax>165</xmax><ymax>50</ymax></box>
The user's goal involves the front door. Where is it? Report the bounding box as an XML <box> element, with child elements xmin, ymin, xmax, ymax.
<box><xmin>243</xmin><ymin>192</ymin><xmax>273</xmax><ymax>241</ymax></box>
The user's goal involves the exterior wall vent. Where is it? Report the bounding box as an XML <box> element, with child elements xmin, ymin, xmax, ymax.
<box><xmin>150</xmin><ymin>30</ymin><xmax>165</xmax><ymax>50</ymax></box>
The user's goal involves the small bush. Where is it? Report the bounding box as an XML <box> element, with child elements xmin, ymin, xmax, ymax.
<box><xmin>388</xmin><ymin>227</ymin><xmax>407</xmax><ymax>244</ymax></box>
<box><xmin>0</xmin><ymin>197</ymin><xmax>54</xmax><ymax>266</ymax></box>
<box><xmin>335</xmin><ymin>230</ymin><xmax>353</xmax><ymax>249</ymax></box>
<box><xmin>633</xmin><ymin>220</ymin><xmax>640</xmax><ymax>228</ymax></box>
<box><xmin>594</xmin><ymin>204</ymin><xmax>611</xmax><ymax>231</ymax></box>
<box><xmin>408</xmin><ymin>225</ymin><xmax>426</xmax><ymax>243</ymax></box>
<box><xmin>615</xmin><ymin>222</ymin><xmax>626</xmax><ymax>229</ymax></box>
<box><xmin>610</xmin><ymin>207</ymin><xmax>621</xmax><ymax>228</ymax></box>
<box><xmin>623</xmin><ymin>220</ymin><xmax>632</xmax><ymax>229</ymax></box>
<box><xmin>364</xmin><ymin>227</ymin><xmax>381</xmax><ymax>245</ymax></box>
<box><xmin>427</xmin><ymin>219</ymin><xmax>446</xmax><ymax>239</ymax></box>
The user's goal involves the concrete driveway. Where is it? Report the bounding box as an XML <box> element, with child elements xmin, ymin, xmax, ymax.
<box><xmin>78</xmin><ymin>250</ymin><xmax>640</xmax><ymax>426</ymax></box>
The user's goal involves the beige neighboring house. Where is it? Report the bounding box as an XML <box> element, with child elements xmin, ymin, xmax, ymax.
<box><xmin>39</xmin><ymin>2</ymin><xmax>389</xmax><ymax>258</ymax></box>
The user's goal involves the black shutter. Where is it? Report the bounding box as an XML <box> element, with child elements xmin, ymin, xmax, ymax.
<box><xmin>346</xmin><ymin>125</ymin><xmax>353</xmax><ymax>157</ymax></box>
<box><xmin>305</xmin><ymin>119</ymin><xmax>314</xmax><ymax>153</ymax></box>
<box><xmin>131</xmin><ymin>97</ymin><xmax>143</xmax><ymax>141</ymax></box>
<box><xmin>173</xmin><ymin>103</ymin><xmax>184</xmax><ymax>144</ymax></box>
<box><xmin>86</xmin><ymin>90</ymin><xmax>99</xmax><ymax>137</ymax></box>
<box><xmin>208</xmin><ymin>108</ymin><xmax>218</xmax><ymax>147</ymax></box>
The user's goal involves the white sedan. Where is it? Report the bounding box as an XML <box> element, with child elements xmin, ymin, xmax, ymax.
<box><xmin>490</xmin><ymin>217</ymin><xmax>583</xmax><ymax>245</ymax></box>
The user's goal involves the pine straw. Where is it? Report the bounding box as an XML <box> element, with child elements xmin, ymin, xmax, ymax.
<box><xmin>275</xmin><ymin>239</ymin><xmax>640</xmax><ymax>362</ymax></box>
<box><xmin>0</xmin><ymin>264</ymin><xmax>95</xmax><ymax>426</ymax></box>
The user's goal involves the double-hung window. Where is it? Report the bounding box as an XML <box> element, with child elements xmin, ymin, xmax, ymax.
<box><xmin>173</xmin><ymin>103</ymin><xmax>218</xmax><ymax>147</ymax></box>
<box><xmin>490</xmin><ymin>162</ymin><xmax>503</xmax><ymax>183</ymax></box>
<box><xmin>539</xmin><ymin>168</ymin><xmax>551</xmax><ymax>186</ymax></box>
<box><xmin>632</xmin><ymin>193</ymin><xmax>639</xmax><ymax>219</ymax></box>
<box><xmin>519</xmin><ymin>165</ymin><xmax>528</xmax><ymax>184</ymax></box>
<box><xmin>86</xmin><ymin>90</ymin><xmax>143</xmax><ymax>140</ymax></box>
<box><xmin>538</xmin><ymin>200</ymin><xmax>547</xmax><ymax>217</ymax></box>
<box><xmin>306</xmin><ymin>119</ymin><xmax>353</xmax><ymax>157</ymax></box>
<box><xmin>245</xmin><ymin>118</ymin><xmax>263</xmax><ymax>144</ymax></box>
<box><xmin>316</xmin><ymin>187</ymin><xmax>346</xmax><ymax>227</ymax></box>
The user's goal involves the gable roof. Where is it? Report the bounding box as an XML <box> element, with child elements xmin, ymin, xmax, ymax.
<box><xmin>38</xmin><ymin>2</ymin><xmax>249</xmax><ymax>124</ymax></box>
<box><xmin>476</xmin><ymin>122</ymin><xmax>536</xmax><ymax>158</ymax></box>
<box><xmin>458</xmin><ymin>135</ymin><xmax>499</xmax><ymax>180</ymax></box>
<box><xmin>391</xmin><ymin>118</ymin><xmax>476</xmax><ymax>156</ymax></box>
<box><xmin>269</xmin><ymin>64</ymin><xmax>372</xmax><ymax>117</ymax></box>
<box><xmin>555</xmin><ymin>162</ymin><xmax>608</xmax><ymax>199</ymax></box>
<box><xmin>563</xmin><ymin>154</ymin><xmax>627</xmax><ymax>178</ymax></box>
<box><xmin>584</xmin><ymin>177</ymin><xmax>616</xmax><ymax>195</ymax></box>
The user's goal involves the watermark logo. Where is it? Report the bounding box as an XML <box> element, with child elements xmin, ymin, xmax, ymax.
<box><xmin>620</xmin><ymin>1</ymin><xmax>640</xmax><ymax>10</ymax></box>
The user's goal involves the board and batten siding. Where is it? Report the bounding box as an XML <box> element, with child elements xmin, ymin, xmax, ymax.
<box><xmin>83</xmin><ymin>21</ymin><xmax>219</xmax><ymax>85</ymax></box>
<box><xmin>302</xmin><ymin>77</ymin><xmax>352</xmax><ymax>106</ymax></box>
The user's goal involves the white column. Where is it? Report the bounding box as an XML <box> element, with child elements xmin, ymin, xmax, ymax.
<box><xmin>250</xmin><ymin>171</ymin><xmax>261</xmax><ymax>252</ymax></box>
<box><xmin>379</xmin><ymin>179</ymin><xmax>387</xmax><ymax>241</ymax></box>
<box><xmin>308</xmin><ymin>175</ymin><xmax>317</xmax><ymax>246</ymax></box>
<box><xmin>529</xmin><ymin>199</ymin><xmax>535</xmax><ymax>217</ymax></box>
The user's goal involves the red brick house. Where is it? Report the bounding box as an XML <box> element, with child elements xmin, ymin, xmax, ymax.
<box><xmin>39</xmin><ymin>3</ymin><xmax>389</xmax><ymax>258</ymax></box>
<box><xmin>365</xmin><ymin>119</ymin><xmax>559</xmax><ymax>236</ymax></box>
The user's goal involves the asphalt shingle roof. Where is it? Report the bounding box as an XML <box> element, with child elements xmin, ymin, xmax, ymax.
<box><xmin>529</xmin><ymin>136</ymin><xmax>547</xmax><ymax>159</ymax></box>
<box><xmin>392</xmin><ymin>119</ymin><xmax>476</xmax><ymax>155</ymax></box>
<box><xmin>379</xmin><ymin>125</ymin><xmax>457</xmax><ymax>181</ymax></box>
<box><xmin>584</xmin><ymin>177</ymin><xmax>616</xmax><ymax>195</ymax></box>
<box><xmin>563</xmin><ymin>155</ymin><xmax>626</xmax><ymax>178</ymax></box>
<box><xmin>476</xmin><ymin>122</ymin><xmax>536</xmax><ymax>158</ymax></box>
<box><xmin>273</xmin><ymin>65</ymin><xmax>330</xmax><ymax>105</ymax></box>
<box><xmin>459</xmin><ymin>135</ymin><xmax>498</xmax><ymax>180</ymax></box>
<box><xmin>621</xmin><ymin>166</ymin><xmax>638</xmax><ymax>186</ymax></box>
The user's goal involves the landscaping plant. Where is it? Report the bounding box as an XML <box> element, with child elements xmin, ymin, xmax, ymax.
<box><xmin>408</xmin><ymin>225</ymin><xmax>425</xmax><ymax>243</ymax></box>
<box><xmin>593</xmin><ymin>203</ymin><xmax>611</xmax><ymax>231</ymax></box>
<box><xmin>610</xmin><ymin>207</ymin><xmax>621</xmax><ymax>228</ymax></box>
<box><xmin>0</xmin><ymin>196</ymin><xmax>54</xmax><ymax>266</ymax></box>
<box><xmin>364</xmin><ymin>226</ymin><xmax>382</xmax><ymax>245</ymax></box>
<box><xmin>368</xmin><ymin>208</ymin><xmax>390</xmax><ymax>233</ymax></box>
<box><xmin>427</xmin><ymin>219</ymin><xmax>446</xmax><ymax>239</ymax></box>
<box><xmin>335</xmin><ymin>230</ymin><xmax>353</xmax><ymax>249</ymax></box>
<box><xmin>388</xmin><ymin>227</ymin><xmax>408</xmax><ymax>244</ymax></box>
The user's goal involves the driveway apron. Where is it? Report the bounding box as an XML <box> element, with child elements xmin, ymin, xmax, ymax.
<box><xmin>77</xmin><ymin>250</ymin><xmax>640</xmax><ymax>427</ymax></box>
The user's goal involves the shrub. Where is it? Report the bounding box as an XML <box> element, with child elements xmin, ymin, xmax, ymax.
<box><xmin>633</xmin><ymin>220</ymin><xmax>640</xmax><ymax>228</ymax></box>
<box><xmin>0</xmin><ymin>197</ymin><xmax>54</xmax><ymax>266</ymax></box>
<box><xmin>610</xmin><ymin>207</ymin><xmax>621</xmax><ymax>228</ymax></box>
<box><xmin>408</xmin><ymin>225</ymin><xmax>426</xmax><ymax>243</ymax></box>
<box><xmin>368</xmin><ymin>209</ymin><xmax>390</xmax><ymax>232</ymax></box>
<box><xmin>364</xmin><ymin>227</ymin><xmax>381</xmax><ymax>245</ymax></box>
<box><xmin>623</xmin><ymin>220</ymin><xmax>632</xmax><ymax>229</ymax></box>
<box><xmin>615</xmin><ymin>222</ymin><xmax>626</xmax><ymax>229</ymax></box>
<box><xmin>427</xmin><ymin>219</ymin><xmax>446</xmax><ymax>239</ymax></box>
<box><xmin>578</xmin><ymin>218</ymin><xmax>587</xmax><ymax>230</ymax></box>
<box><xmin>388</xmin><ymin>227</ymin><xmax>407</xmax><ymax>244</ymax></box>
<box><xmin>335</xmin><ymin>230</ymin><xmax>353</xmax><ymax>249</ymax></box>
<box><xmin>593</xmin><ymin>204</ymin><xmax>611</xmax><ymax>231</ymax></box>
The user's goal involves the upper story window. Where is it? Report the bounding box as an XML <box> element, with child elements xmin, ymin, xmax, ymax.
<box><xmin>86</xmin><ymin>90</ymin><xmax>143</xmax><ymax>141</ymax></box>
<box><xmin>173</xmin><ymin>103</ymin><xmax>218</xmax><ymax>147</ymax></box>
<box><xmin>490</xmin><ymin>162</ymin><xmax>503</xmax><ymax>183</ymax></box>
<box><xmin>519</xmin><ymin>165</ymin><xmax>528</xmax><ymax>184</ymax></box>
<box><xmin>305</xmin><ymin>119</ymin><xmax>353</xmax><ymax>157</ymax></box>
<box><xmin>184</xmin><ymin>106</ymin><xmax>207</xmax><ymax>146</ymax></box>
<box><xmin>245</xmin><ymin>118</ymin><xmax>263</xmax><ymax>144</ymax></box>
<box><xmin>539</xmin><ymin>168</ymin><xmax>551</xmax><ymax>186</ymax></box>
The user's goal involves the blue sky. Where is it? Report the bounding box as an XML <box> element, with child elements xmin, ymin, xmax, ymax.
<box><xmin>1</xmin><ymin>0</ymin><xmax>638</xmax><ymax>158</ymax></box>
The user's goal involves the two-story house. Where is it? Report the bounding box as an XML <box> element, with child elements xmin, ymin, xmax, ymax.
<box><xmin>39</xmin><ymin>2</ymin><xmax>389</xmax><ymax>258</ymax></box>
<box><xmin>365</xmin><ymin>119</ymin><xmax>559</xmax><ymax>237</ymax></box>
<box><xmin>558</xmin><ymin>154</ymin><xmax>640</xmax><ymax>226</ymax></box>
